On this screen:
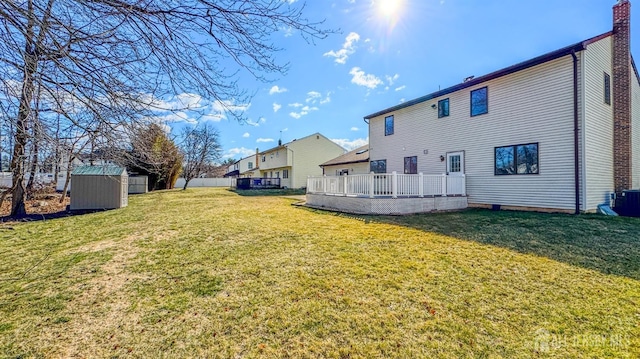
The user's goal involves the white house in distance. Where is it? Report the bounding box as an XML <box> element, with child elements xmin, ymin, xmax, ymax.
<box><xmin>320</xmin><ymin>145</ymin><xmax>370</xmax><ymax>176</ymax></box>
<box><xmin>258</xmin><ymin>133</ymin><xmax>345</xmax><ymax>188</ymax></box>
<box><xmin>224</xmin><ymin>150</ymin><xmax>259</xmax><ymax>178</ymax></box>
<box><xmin>308</xmin><ymin>1</ymin><xmax>640</xmax><ymax>214</ymax></box>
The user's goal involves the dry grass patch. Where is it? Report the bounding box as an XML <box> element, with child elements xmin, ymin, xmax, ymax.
<box><xmin>0</xmin><ymin>188</ymin><xmax>638</xmax><ymax>358</ymax></box>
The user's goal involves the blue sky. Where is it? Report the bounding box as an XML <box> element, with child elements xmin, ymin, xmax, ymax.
<box><xmin>169</xmin><ymin>0</ymin><xmax>638</xmax><ymax>161</ymax></box>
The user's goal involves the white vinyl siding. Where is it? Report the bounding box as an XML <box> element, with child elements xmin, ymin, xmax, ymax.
<box><xmin>583</xmin><ymin>36</ymin><xmax>615</xmax><ymax>210</ymax></box>
<box><xmin>632</xmin><ymin>69</ymin><xmax>640</xmax><ymax>189</ymax></box>
<box><xmin>369</xmin><ymin>55</ymin><xmax>578</xmax><ymax>210</ymax></box>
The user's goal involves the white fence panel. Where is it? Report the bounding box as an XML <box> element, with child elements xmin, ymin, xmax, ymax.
<box><xmin>174</xmin><ymin>177</ymin><xmax>234</xmax><ymax>188</ymax></box>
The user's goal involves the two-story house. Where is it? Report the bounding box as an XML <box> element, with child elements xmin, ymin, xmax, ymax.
<box><xmin>361</xmin><ymin>0</ymin><xmax>640</xmax><ymax>213</ymax></box>
<box><xmin>259</xmin><ymin>133</ymin><xmax>345</xmax><ymax>188</ymax></box>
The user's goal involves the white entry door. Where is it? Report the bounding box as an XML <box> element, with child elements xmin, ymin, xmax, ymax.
<box><xmin>446</xmin><ymin>151</ymin><xmax>464</xmax><ymax>176</ymax></box>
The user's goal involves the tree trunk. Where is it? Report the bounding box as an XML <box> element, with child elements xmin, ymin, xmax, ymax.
<box><xmin>25</xmin><ymin>129</ymin><xmax>39</xmax><ymax>196</ymax></box>
<box><xmin>59</xmin><ymin>154</ymin><xmax>74</xmax><ymax>204</ymax></box>
<box><xmin>182</xmin><ymin>178</ymin><xmax>190</xmax><ymax>190</ymax></box>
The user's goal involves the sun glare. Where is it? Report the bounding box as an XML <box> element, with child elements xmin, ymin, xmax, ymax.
<box><xmin>378</xmin><ymin>0</ymin><xmax>403</xmax><ymax>17</ymax></box>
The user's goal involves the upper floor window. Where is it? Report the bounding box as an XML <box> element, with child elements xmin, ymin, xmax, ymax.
<box><xmin>261</xmin><ymin>155</ymin><xmax>266</xmax><ymax>162</ymax></box>
<box><xmin>248</xmin><ymin>162</ymin><xmax>253</xmax><ymax>169</ymax></box>
<box><xmin>470</xmin><ymin>87</ymin><xmax>488</xmax><ymax>116</ymax></box>
<box><xmin>495</xmin><ymin>143</ymin><xmax>539</xmax><ymax>175</ymax></box>
<box><xmin>404</xmin><ymin>156</ymin><xmax>417</xmax><ymax>174</ymax></box>
<box><xmin>438</xmin><ymin>98</ymin><xmax>449</xmax><ymax>118</ymax></box>
<box><xmin>604</xmin><ymin>72</ymin><xmax>611</xmax><ymax>105</ymax></box>
<box><xmin>385</xmin><ymin>115</ymin><xmax>394</xmax><ymax>136</ymax></box>
<box><xmin>370</xmin><ymin>159</ymin><xmax>387</xmax><ymax>173</ymax></box>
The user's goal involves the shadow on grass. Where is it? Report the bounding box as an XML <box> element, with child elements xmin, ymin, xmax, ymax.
<box><xmin>329</xmin><ymin>208</ymin><xmax>640</xmax><ymax>281</ymax></box>
<box><xmin>0</xmin><ymin>208</ymin><xmax>108</xmax><ymax>224</ymax></box>
<box><xmin>230</xmin><ymin>188</ymin><xmax>306</xmax><ymax>197</ymax></box>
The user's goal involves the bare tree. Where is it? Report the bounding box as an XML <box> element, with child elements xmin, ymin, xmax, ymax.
<box><xmin>180</xmin><ymin>123</ymin><xmax>222</xmax><ymax>190</ymax></box>
<box><xmin>0</xmin><ymin>0</ymin><xmax>331</xmax><ymax>216</ymax></box>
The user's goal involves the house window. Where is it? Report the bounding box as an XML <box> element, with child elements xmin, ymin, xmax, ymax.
<box><xmin>261</xmin><ymin>155</ymin><xmax>266</xmax><ymax>162</ymax></box>
<box><xmin>470</xmin><ymin>87</ymin><xmax>488</xmax><ymax>116</ymax></box>
<box><xmin>385</xmin><ymin>115</ymin><xmax>394</xmax><ymax>136</ymax></box>
<box><xmin>283</xmin><ymin>169</ymin><xmax>289</xmax><ymax>178</ymax></box>
<box><xmin>604</xmin><ymin>72</ymin><xmax>611</xmax><ymax>105</ymax></box>
<box><xmin>495</xmin><ymin>143</ymin><xmax>539</xmax><ymax>175</ymax></box>
<box><xmin>370</xmin><ymin>159</ymin><xmax>387</xmax><ymax>173</ymax></box>
<box><xmin>404</xmin><ymin>156</ymin><xmax>417</xmax><ymax>174</ymax></box>
<box><xmin>276</xmin><ymin>171</ymin><xmax>280</xmax><ymax>178</ymax></box>
<box><xmin>248</xmin><ymin>162</ymin><xmax>253</xmax><ymax>169</ymax></box>
<box><xmin>438</xmin><ymin>98</ymin><xmax>449</xmax><ymax>118</ymax></box>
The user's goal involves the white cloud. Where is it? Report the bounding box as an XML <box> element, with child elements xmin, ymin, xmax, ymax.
<box><xmin>386</xmin><ymin>74</ymin><xmax>399</xmax><ymax>86</ymax></box>
<box><xmin>349</xmin><ymin>67</ymin><xmax>383</xmax><ymax>89</ymax></box>
<box><xmin>273</xmin><ymin>103</ymin><xmax>282</xmax><ymax>112</ymax></box>
<box><xmin>281</xmin><ymin>26</ymin><xmax>294</xmax><ymax>37</ymax></box>
<box><xmin>256</xmin><ymin>138</ymin><xmax>275</xmax><ymax>143</ymax></box>
<box><xmin>223</xmin><ymin>147</ymin><xmax>255</xmax><ymax>159</ymax></box>
<box><xmin>269</xmin><ymin>85</ymin><xmax>288</xmax><ymax>95</ymax></box>
<box><xmin>320</xmin><ymin>92</ymin><xmax>332</xmax><ymax>104</ymax></box>
<box><xmin>242</xmin><ymin>132</ymin><xmax>250</xmax><ymax>138</ymax></box>
<box><xmin>323</xmin><ymin>32</ymin><xmax>360</xmax><ymax>64</ymax></box>
<box><xmin>350</xmin><ymin>127</ymin><xmax>359</xmax><ymax>131</ymax></box>
<box><xmin>330</xmin><ymin>137</ymin><xmax>368</xmax><ymax>150</ymax></box>
<box><xmin>289</xmin><ymin>102</ymin><xmax>303</xmax><ymax>108</ymax></box>
<box><xmin>246</xmin><ymin>117</ymin><xmax>266</xmax><ymax>127</ymax></box>
<box><xmin>399</xmin><ymin>98</ymin><xmax>406</xmax><ymax>103</ymax></box>
<box><xmin>210</xmin><ymin>99</ymin><xmax>250</xmax><ymax>120</ymax></box>
<box><xmin>290</xmin><ymin>105</ymin><xmax>318</xmax><ymax>119</ymax></box>
<box><xmin>306</xmin><ymin>91</ymin><xmax>321</xmax><ymax>103</ymax></box>
<box><xmin>395</xmin><ymin>85</ymin><xmax>406</xmax><ymax>91</ymax></box>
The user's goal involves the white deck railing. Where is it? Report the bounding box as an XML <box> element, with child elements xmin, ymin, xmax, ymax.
<box><xmin>307</xmin><ymin>172</ymin><xmax>466</xmax><ymax>198</ymax></box>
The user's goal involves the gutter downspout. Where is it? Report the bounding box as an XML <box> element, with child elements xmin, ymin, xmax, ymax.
<box><xmin>571</xmin><ymin>51</ymin><xmax>580</xmax><ymax>215</ymax></box>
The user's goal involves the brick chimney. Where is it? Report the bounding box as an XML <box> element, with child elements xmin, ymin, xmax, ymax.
<box><xmin>613</xmin><ymin>0</ymin><xmax>633</xmax><ymax>193</ymax></box>
<box><xmin>255</xmin><ymin>148</ymin><xmax>260</xmax><ymax>170</ymax></box>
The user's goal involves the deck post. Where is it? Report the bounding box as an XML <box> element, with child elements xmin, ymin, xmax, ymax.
<box><xmin>369</xmin><ymin>172</ymin><xmax>375</xmax><ymax>198</ymax></box>
<box><xmin>442</xmin><ymin>173</ymin><xmax>447</xmax><ymax>197</ymax></box>
<box><xmin>322</xmin><ymin>175</ymin><xmax>326</xmax><ymax>194</ymax></box>
<box><xmin>462</xmin><ymin>174</ymin><xmax>467</xmax><ymax>196</ymax></box>
<box><xmin>343</xmin><ymin>174</ymin><xmax>348</xmax><ymax>196</ymax></box>
<box><xmin>392</xmin><ymin>171</ymin><xmax>398</xmax><ymax>199</ymax></box>
<box><xmin>419</xmin><ymin>172</ymin><xmax>424</xmax><ymax>198</ymax></box>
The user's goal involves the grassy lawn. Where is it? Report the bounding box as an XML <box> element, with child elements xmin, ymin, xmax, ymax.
<box><xmin>0</xmin><ymin>188</ymin><xmax>638</xmax><ymax>358</ymax></box>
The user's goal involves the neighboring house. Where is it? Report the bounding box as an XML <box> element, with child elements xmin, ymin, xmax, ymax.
<box><xmin>259</xmin><ymin>133</ymin><xmax>345</xmax><ymax>188</ymax></box>
<box><xmin>363</xmin><ymin>1</ymin><xmax>639</xmax><ymax>213</ymax></box>
<box><xmin>238</xmin><ymin>150</ymin><xmax>260</xmax><ymax>178</ymax></box>
<box><xmin>320</xmin><ymin>145</ymin><xmax>370</xmax><ymax>176</ymax></box>
<box><xmin>224</xmin><ymin>150</ymin><xmax>260</xmax><ymax>178</ymax></box>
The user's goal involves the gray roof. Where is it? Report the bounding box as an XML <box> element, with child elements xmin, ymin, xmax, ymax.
<box><xmin>321</xmin><ymin>145</ymin><xmax>369</xmax><ymax>167</ymax></box>
<box><xmin>72</xmin><ymin>165</ymin><xmax>127</xmax><ymax>176</ymax></box>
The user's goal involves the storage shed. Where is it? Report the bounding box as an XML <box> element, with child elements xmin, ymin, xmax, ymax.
<box><xmin>70</xmin><ymin>166</ymin><xmax>128</xmax><ymax>210</ymax></box>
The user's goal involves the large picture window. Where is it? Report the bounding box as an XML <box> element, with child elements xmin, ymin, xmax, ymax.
<box><xmin>470</xmin><ymin>87</ymin><xmax>488</xmax><ymax>116</ymax></box>
<box><xmin>385</xmin><ymin>115</ymin><xmax>394</xmax><ymax>136</ymax></box>
<box><xmin>495</xmin><ymin>143</ymin><xmax>539</xmax><ymax>175</ymax></box>
<box><xmin>404</xmin><ymin>156</ymin><xmax>417</xmax><ymax>174</ymax></box>
<box><xmin>370</xmin><ymin>159</ymin><xmax>387</xmax><ymax>173</ymax></box>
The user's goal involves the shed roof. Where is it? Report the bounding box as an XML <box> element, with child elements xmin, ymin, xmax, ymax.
<box><xmin>321</xmin><ymin>145</ymin><xmax>369</xmax><ymax>167</ymax></box>
<box><xmin>72</xmin><ymin>165</ymin><xmax>127</xmax><ymax>176</ymax></box>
